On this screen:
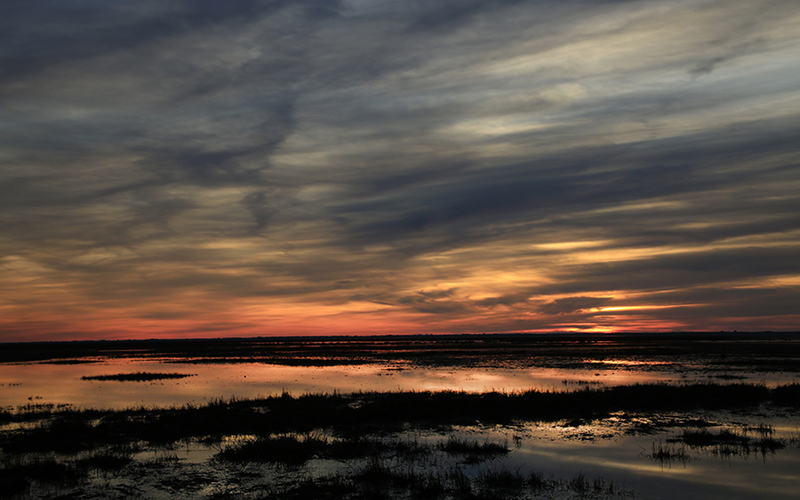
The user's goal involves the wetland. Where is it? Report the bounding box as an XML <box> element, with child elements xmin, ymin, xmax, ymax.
<box><xmin>1</xmin><ymin>333</ymin><xmax>799</xmax><ymax>499</ymax></box>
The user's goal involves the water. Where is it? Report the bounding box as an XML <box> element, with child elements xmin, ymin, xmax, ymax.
<box><xmin>466</xmin><ymin>418</ymin><xmax>800</xmax><ymax>500</ymax></box>
<box><xmin>1</xmin><ymin>335</ymin><xmax>799</xmax><ymax>499</ymax></box>
<box><xmin>1</xmin><ymin>354</ymin><xmax>796</xmax><ymax>410</ymax></box>
<box><xmin>0</xmin><ymin>358</ymin><xmax>676</xmax><ymax>410</ymax></box>
<box><xmin>99</xmin><ymin>415</ymin><xmax>800</xmax><ymax>500</ymax></box>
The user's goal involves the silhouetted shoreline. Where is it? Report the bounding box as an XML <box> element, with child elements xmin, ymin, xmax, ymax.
<box><xmin>3</xmin><ymin>332</ymin><xmax>799</xmax><ymax>367</ymax></box>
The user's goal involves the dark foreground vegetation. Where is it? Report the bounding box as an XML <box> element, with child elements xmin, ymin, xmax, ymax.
<box><xmin>263</xmin><ymin>460</ymin><xmax>631</xmax><ymax>500</ymax></box>
<box><xmin>0</xmin><ymin>441</ymin><xmax>631</xmax><ymax>500</ymax></box>
<box><xmin>3</xmin><ymin>383</ymin><xmax>797</xmax><ymax>449</ymax></box>
<box><xmin>1</xmin><ymin>382</ymin><xmax>798</xmax><ymax>499</ymax></box>
<box><xmin>648</xmin><ymin>422</ymin><xmax>792</xmax><ymax>466</ymax></box>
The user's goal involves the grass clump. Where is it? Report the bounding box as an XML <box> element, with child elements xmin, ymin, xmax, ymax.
<box><xmin>477</xmin><ymin>467</ymin><xmax>528</xmax><ymax>498</ymax></box>
<box><xmin>215</xmin><ymin>434</ymin><xmax>327</xmax><ymax>465</ymax></box>
<box><xmin>676</xmin><ymin>426</ymin><xmax>787</xmax><ymax>458</ymax></box>
<box><xmin>215</xmin><ymin>434</ymin><xmax>429</xmax><ymax>466</ymax></box>
<box><xmin>81</xmin><ymin>372</ymin><xmax>195</xmax><ymax>382</ymax></box>
<box><xmin>649</xmin><ymin>441</ymin><xmax>690</xmax><ymax>466</ymax></box>
<box><xmin>268</xmin><ymin>460</ymin><xmax>632</xmax><ymax>500</ymax></box>
<box><xmin>437</xmin><ymin>436</ymin><xmax>509</xmax><ymax>463</ymax></box>
<box><xmin>680</xmin><ymin>428</ymin><xmax>748</xmax><ymax>447</ymax></box>
<box><xmin>76</xmin><ymin>448</ymin><xmax>134</xmax><ymax>471</ymax></box>
<box><xmin>1</xmin><ymin>416</ymin><xmax>100</xmax><ymax>454</ymax></box>
<box><xmin>0</xmin><ymin>457</ymin><xmax>82</xmax><ymax>498</ymax></box>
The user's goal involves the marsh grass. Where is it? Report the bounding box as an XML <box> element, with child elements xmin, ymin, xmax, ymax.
<box><xmin>139</xmin><ymin>451</ymin><xmax>181</xmax><ymax>467</ymax></box>
<box><xmin>649</xmin><ymin>441</ymin><xmax>691</xmax><ymax>466</ymax></box>
<box><xmin>771</xmin><ymin>383</ymin><xmax>800</xmax><ymax>406</ymax></box>
<box><xmin>267</xmin><ymin>460</ymin><xmax>631</xmax><ymax>500</ymax></box>
<box><xmin>216</xmin><ymin>434</ymin><xmax>328</xmax><ymax>465</ymax></box>
<box><xmin>478</xmin><ymin>466</ymin><xmax>528</xmax><ymax>498</ymax></box>
<box><xmin>437</xmin><ymin>436</ymin><xmax>509</xmax><ymax>463</ymax></box>
<box><xmin>76</xmin><ymin>448</ymin><xmax>134</xmax><ymax>471</ymax></box>
<box><xmin>680</xmin><ymin>428</ymin><xmax>749</xmax><ymax>447</ymax></box>
<box><xmin>1</xmin><ymin>416</ymin><xmax>100</xmax><ymax>454</ymax></box>
<box><xmin>710</xmin><ymin>373</ymin><xmax>747</xmax><ymax>380</ymax></box>
<box><xmin>563</xmin><ymin>379</ymin><xmax>605</xmax><ymax>386</ymax></box>
<box><xmin>81</xmin><ymin>372</ymin><xmax>196</xmax><ymax>382</ymax></box>
<box><xmin>214</xmin><ymin>433</ymin><xmax>509</xmax><ymax>467</ymax></box>
<box><xmin>211</xmin><ymin>432</ymin><xmax>618</xmax><ymax>499</ymax></box>
<box><xmin>565</xmin><ymin>471</ymin><xmax>626</xmax><ymax>498</ymax></box>
<box><xmin>2</xmin><ymin>383</ymin><xmax>796</xmax><ymax>457</ymax></box>
<box><xmin>1</xmin><ymin>382</ymin><xmax>795</xmax><ymax>499</ymax></box>
<box><xmin>0</xmin><ymin>456</ymin><xmax>81</xmax><ymax>498</ymax></box>
<box><xmin>676</xmin><ymin>425</ymin><xmax>787</xmax><ymax>459</ymax></box>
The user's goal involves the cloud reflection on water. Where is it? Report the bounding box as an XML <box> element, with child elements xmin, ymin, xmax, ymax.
<box><xmin>503</xmin><ymin>423</ymin><xmax>800</xmax><ymax>500</ymax></box>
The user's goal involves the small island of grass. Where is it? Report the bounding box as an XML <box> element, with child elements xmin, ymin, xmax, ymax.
<box><xmin>81</xmin><ymin>372</ymin><xmax>196</xmax><ymax>382</ymax></box>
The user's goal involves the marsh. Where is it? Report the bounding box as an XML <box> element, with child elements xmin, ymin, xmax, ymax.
<box><xmin>1</xmin><ymin>334</ymin><xmax>799</xmax><ymax>499</ymax></box>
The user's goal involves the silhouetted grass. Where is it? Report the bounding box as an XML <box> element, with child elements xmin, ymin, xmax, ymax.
<box><xmin>138</xmin><ymin>451</ymin><xmax>182</xmax><ymax>468</ymax></box>
<box><xmin>680</xmin><ymin>428</ymin><xmax>748</xmax><ymax>447</ymax></box>
<box><xmin>326</xmin><ymin>436</ymin><xmax>400</xmax><ymax>460</ymax></box>
<box><xmin>563</xmin><ymin>379</ymin><xmax>605</xmax><ymax>385</ymax></box>
<box><xmin>212</xmin><ymin>433</ymin><xmax>623</xmax><ymax>499</ymax></box>
<box><xmin>565</xmin><ymin>471</ymin><xmax>625</xmax><ymax>498</ymax></box>
<box><xmin>437</xmin><ymin>436</ymin><xmax>509</xmax><ymax>463</ymax></box>
<box><xmin>1</xmin><ymin>416</ymin><xmax>100</xmax><ymax>454</ymax></box>
<box><xmin>0</xmin><ymin>457</ymin><xmax>81</xmax><ymax>498</ymax></box>
<box><xmin>676</xmin><ymin>425</ymin><xmax>787</xmax><ymax>458</ymax></box>
<box><xmin>215</xmin><ymin>434</ymin><xmax>434</xmax><ymax>466</ymax></box>
<box><xmin>1</xmin><ymin>383</ymin><xmax>795</xmax><ymax>457</ymax></box>
<box><xmin>76</xmin><ymin>448</ymin><xmax>134</xmax><ymax>471</ymax></box>
<box><xmin>649</xmin><ymin>441</ymin><xmax>690</xmax><ymax>466</ymax></box>
<box><xmin>478</xmin><ymin>467</ymin><xmax>528</xmax><ymax>497</ymax></box>
<box><xmin>269</xmin><ymin>461</ymin><xmax>632</xmax><ymax>500</ymax></box>
<box><xmin>216</xmin><ymin>434</ymin><xmax>327</xmax><ymax>465</ymax></box>
<box><xmin>771</xmin><ymin>383</ymin><xmax>800</xmax><ymax>406</ymax></box>
<box><xmin>81</xmin><ymin>372</ymin><xmax>195</xmax><ymax>381</ymax></box>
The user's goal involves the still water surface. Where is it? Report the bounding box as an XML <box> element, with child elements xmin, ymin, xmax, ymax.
<box><xmin>1</xmin><ymin>355</ymin><xmax>796</xmax><ymax>410</ymax></box>
<box><xmin>1</xmin><ymin>350</ymin><xmax>798</xmax><ymax>500</ymax></box>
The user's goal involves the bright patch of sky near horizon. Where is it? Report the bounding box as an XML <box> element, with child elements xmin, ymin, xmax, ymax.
<box><xmin>1</xmin><ymin>0</ymin><xmax>799</xmax><ymax>341</ymax></box>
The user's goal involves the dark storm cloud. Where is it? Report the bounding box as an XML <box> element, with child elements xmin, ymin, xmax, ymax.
<box><xmin>1</xmin><ymin>0</ymin><xmax>799</xmax><ymax>339</ymax></box>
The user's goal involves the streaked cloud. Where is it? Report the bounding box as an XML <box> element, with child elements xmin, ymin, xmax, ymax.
<box><xmin>1</xmin><ymin>0</ymin><xmax>799</xmax><ymax>340</ymax></box>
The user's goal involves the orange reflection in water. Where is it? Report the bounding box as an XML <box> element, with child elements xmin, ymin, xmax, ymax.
<box><xmin>0</xmin><ymin>357</ymin><xmax>684</xmax><ymax>410</ymax></box>
<box><xmin>582</xmin><ymin>359</ymin><xmax>673</xmax><ymax>366</ymax></box>
<box><xmin>2</xmin><ymin>354</ymin><xmax>797</xmax><ymax>410</ymax></box>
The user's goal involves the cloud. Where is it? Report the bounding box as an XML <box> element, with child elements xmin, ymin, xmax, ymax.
<box><xmin>539</xmin><ymin>297</ymin><xmax>612</xmax><ymax>315</ymax></box>
<box><xmin>1</xmin><ymin>0</ymin><xmax>799</xmax><ymax>339</ymax></box>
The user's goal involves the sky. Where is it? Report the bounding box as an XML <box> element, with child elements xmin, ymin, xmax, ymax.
<box><xmin>1</xmin><ymin>0</ymin><xmax>799</xmax><ymax>342</ymax></box>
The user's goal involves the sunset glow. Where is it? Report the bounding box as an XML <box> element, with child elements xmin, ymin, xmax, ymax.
<box><xmin>1</xmin><ymin>1</ymin><xmax>799</xmax><ymax>342</ymax></box>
